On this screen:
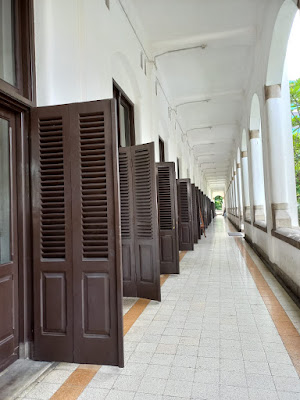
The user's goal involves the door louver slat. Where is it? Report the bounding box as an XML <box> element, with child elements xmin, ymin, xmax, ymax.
<box><xmin>157</xmin><ymin>166</ymin><xmax>172</xmax><ymax>230</ymax></box>
<box><xmin>134</xmin><ymin>149</ymin><xmax>153</xmax><ymax>239</ymax></box>
<box><xmin>179</xmin><ymin>182</ymin><xmax>189</xmax><ymax>223</ymax></box>
<box><xmin>39</xmin><ymin>117</ymin><xmax>66</xmax><ymax>259</ymax></box>
<box><xmin>119</xmin><ymin>151</ymin><xmax>131</xmax><ymax>239</ymax></box>
<box><xmin>79</xmin><ymin>112</ymin><xmax>108</xmax><ymax>259</ymax></box>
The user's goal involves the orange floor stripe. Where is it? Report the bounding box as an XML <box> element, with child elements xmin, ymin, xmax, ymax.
<box><xmin>228</xmin><ymin>221</ymin><xmax>300</xmax><ymax>376</ymax></box>
<box><xmin>50</xmin><ymin>250</ymin><xmax>188</xmax><ymax>399</ymax></box>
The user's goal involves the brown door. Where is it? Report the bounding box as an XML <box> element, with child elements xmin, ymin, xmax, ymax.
<box><xmin>177</xmin><ymin>179</ymin><xmax>194</xmax><ymax>251</ymax></box>
<box><xmin>31</xmin><ymin>100</ymin><xmax>123</xmax><ymax>366</ymax></box>
<box><xmin>196</xmin><ymin>188</ymin><xmax>201</xmax><ymax>240</ymax></box>
<box><xmin>119</xmin><ymin>143</ymin><xmax>161</xmax><ymax>301</ymax></box>
<box><xmin>191</xmin><ymin>184</ymin><xmax>198</xmax><ymax>244</ymax></box>
<box><xmin>0</xmin><ymin>109</ymin><xmax>19</xmax><ymax>372</ymax></box>
<box><xmin>156</xmin><ymin>162</ymin><xmax>179</xmax><ymax>274</ymax></box>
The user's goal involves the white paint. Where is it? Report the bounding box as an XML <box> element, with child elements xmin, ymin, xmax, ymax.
<box><xmin>33</xmin><ymin>0</ymin><xmax>300</xmax><ymax>289</ymax></box>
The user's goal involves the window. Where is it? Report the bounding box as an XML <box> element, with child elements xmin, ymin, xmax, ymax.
<box><xmin>0</xmin><ymin>0</ymin><xmax>35</xmax><ymax>101</ymax></box>
<box><xmin>177</xmin><ymin>157</ymin><xmax>180</xmax><ymax>179</ymax></box>
<box><xmin>113</xmin><ymin>82</ymin><xmax>135</xmax><ymax>147</ymax></box>
<box><xmin>0</xmin><ymin>0</ymin><xmax>16</xmax><ymax>86</ymax></box>
<box><xmin>159</xmin><ymin>137</ymin><xmax>165</xmax><ymax>162</ymax></box>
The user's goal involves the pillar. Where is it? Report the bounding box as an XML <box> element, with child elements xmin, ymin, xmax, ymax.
<box><xmin>265</xmin><ymin>84</ymin><xmax>292</xmax><ymax>229</ymax></box>
<box><xmin>237</xmin><ymin>162</ymin><xmax>243</xmax><ymax>220</ymax></box>
<box><xmin>241</xmin><ymin>151</ymin><xmax>251</xmax><ymax>221</ymax></box>
<box><xmin>249</xmin><ymin>129</ymin><xmax>266</xmax><ymax>222</ymax></box>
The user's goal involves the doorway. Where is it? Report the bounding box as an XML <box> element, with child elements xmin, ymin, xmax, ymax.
<box><xmin>0</xmin><ymin>108</ymin><xmax>19</xmax><ymax>372</ymax></box>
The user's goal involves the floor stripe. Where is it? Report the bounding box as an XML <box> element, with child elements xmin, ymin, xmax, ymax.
<box><xmin>50</xmin><ymin>251</ymin><xmax>187</xmax><ymax>399</ymax></box>
<box><xmin>228</xmin><ymin>220</ymin><xmax>300</xmax><ymax>376</ymax></box>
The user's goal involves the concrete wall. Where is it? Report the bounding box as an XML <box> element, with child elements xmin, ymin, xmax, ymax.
<box><xmin>33</xmin><ymin>0</ymin><xmax>209</xmax><ymax>192</ymax></box>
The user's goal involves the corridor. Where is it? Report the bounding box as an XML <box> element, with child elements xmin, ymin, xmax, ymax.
<box><xmin>18</xmin><ymin>217</ymin><xmax>300</xmax><ymax>400</ymax></box>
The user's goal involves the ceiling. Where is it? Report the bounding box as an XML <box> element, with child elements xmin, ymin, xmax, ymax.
<box><xmin>130</xmin><ymin>0</ymin><xmax>268</xmax><ymax>191</ymax></box>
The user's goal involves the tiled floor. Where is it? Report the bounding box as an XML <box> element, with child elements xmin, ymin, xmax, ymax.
<box><xmin>18</xmin><ymin>216</ymin><xmax>300</xmax><ymax>400</ymax></box>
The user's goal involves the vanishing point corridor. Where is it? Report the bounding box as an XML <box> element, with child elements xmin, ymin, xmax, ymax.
<box><xmin>17</xmin><ymin>217</ymin><xmax>300</xmax><ymax>400</ymax></box>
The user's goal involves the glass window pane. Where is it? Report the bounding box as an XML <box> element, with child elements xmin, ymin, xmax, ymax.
<box><xmin>0</xmin><ymin>118</ymin><xmax>11</xmax><ymax>264</ymax></box>
<box><xmin>0</xmin><ymin>0</ymin><xmax>16</xmax><ymax>86</ymax></box>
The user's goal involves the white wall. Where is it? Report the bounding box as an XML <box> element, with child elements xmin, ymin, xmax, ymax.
<box><xmin>34</xmin><ymin>0</ymin><xmax>202</xmax><ymax>187</ymax></box>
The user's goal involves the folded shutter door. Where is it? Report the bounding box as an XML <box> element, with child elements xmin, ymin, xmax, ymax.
<box><xmin>191</xmin><ymin>184</ymin><xmax>198</xmax><ymax>244</ymax></box>
<box><xmin>196</xmin><ymin>187</ymin><xmax>201</xmax><ymax>239</ymax></box>
<box><xmin>31</xmin><ymin>105</ymin><xmax>73</xmax><ymax>362</ymax></box>
<box><xmin>156</xmin><ymin>162</ymin><xmax>179</xmax><ymax>274</ymax></box>
<box><xmin>70</xmin><ymin>100</ymin><xmax>123</xmax><ymax>366</ymax></box>
<box><xmin>132</xmin><ymin>143</ymin><xmax>161</xmax><ymax>301</ymax></box>
<box><xmin>119</xmin><ymin>147</ymin><xmax>136</xmax><ymax>297</ymax></box>
<box><xmin>177</xmin><ymin>179</ymin><xmax>194</xmax><ymax>251</ymax></box>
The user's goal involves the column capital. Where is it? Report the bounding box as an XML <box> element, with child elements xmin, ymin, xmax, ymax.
<box><xmin>237</xmin><ymin>163</ymin><xmax>241</xmax><ymax>168</ymax></box>
<box><xmin>265</xmin><ymin>84</ymin><xmax>281</xmax><ymax>100</ymax></box>
<box><xmin>249</xmin><ymin>130</ymin><xmax>260</xmax><ymax>140</ymax></box>
<box><xmin>241</xmin><ymin>151</ymin><xmax>247</xmax><ymax>158</ymax></box>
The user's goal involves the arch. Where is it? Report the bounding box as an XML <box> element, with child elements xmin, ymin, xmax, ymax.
<box><xmin>111</xmin><ymin>51</ymin><xmax>141</xmax><ymax>102</ymax></box>
<box><xmin>250</xmin><ymin>94</ymin><xmax>261</xmax><ymax>132</ymax></box>
<box><xmin>266</xmin><ymin>0</ymin><xmax>298</xmax><ymax>86</ymax></box>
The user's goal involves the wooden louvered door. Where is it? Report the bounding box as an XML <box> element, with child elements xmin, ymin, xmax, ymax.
<box><xmin>119</xmin><ymin>143</ymin><xmax>160</xmax><ymax>301</ymax></box>
<box><xmin>119</xmin><ymin>147</ymin><xmax>136</xmax><ymax>297</ymax></box>
<box><xmin>132</xmin><ymin>143</ymin><xmax>160</xmax><ymax>301</ymax></box>
<box><xmin>0</xmin><ymin>109</ymin><xmax>19</xmax><ymax>372</ymax></box>
<box><xmin>177</xmin><ymin>179</ymin><xmax>194</xmax><ymax>251</ymax></box>
<box><xmin>31</xmin><ymin>100</ymin><xmax>123</xmax><ymax>366</ymax></box>
<box><xmin>196</xmin><ymin>188</ymin><xmax>201</xmax><ymax>240</ymax></box>
<box><xmin>156</xmin><ymin>162</ymin><xmax>179</xmax><ymax>275</ymax></box>
<box><xmin>31</xmin><ymin>105</ymin><xmax>73</xmax><ymax>362</ymax></box>
<box><xmin>70</xmin><ymin>100</ymin><xmax>123</xmax><ymax>366</ymax></box>
<box><xmin>191</xmin><ymin>184</ymin><xmax>198</xmax><ymax>244</ymax></box>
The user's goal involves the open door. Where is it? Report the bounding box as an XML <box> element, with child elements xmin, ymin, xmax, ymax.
<box><xmin>31</xmin><ymin>100</ymin><xmax>124</xmax><ymax>366</ymax></box>
<box><xmin>156</xmin><ymin>162</ymin><xmax>179</xmax><ymax>274</ymax></box>
<box><xmin>0</xmin><ymin>109</ymin><xmax>19</xmax><ymax>372</ymax></box>
<box><xmin>177</xmin><ymin>179</ymin><xmax>194</xmax><ymax>251</ymax></box>
<box><xmin>119</xmin><ymin>143</ymin><xmax>161</xmax><ymax>301</ymax></box>
<box><xmin>191</xmin><ymin>184</ymin><xmax>198</xmax><ymax>244</ymax></box>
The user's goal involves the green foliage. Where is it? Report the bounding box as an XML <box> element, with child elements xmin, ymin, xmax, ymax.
<box><xmin>290</xmin><ymin>79</ymin><xmax>300</xmax><ymax>221</ymax></box>
<box><xmin>214</xmin><ymin>195</ymin><xmax>223</xmax><ymax>211</ymax></box>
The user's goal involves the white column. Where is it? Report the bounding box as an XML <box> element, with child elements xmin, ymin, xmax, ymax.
<box><xmin>234</xmin><ymin>171</ymin><xmax>239</xmax><ymax>216</ymax></box>
<box><xmin>241</xmin><ymin>151</ymin><xmax>251</xmax><ymax>221</ymax></box>
<box><xmin>237</xmin><ymin>163</ymin><xmax>243</xmax><ymax>220</ymax></box>
<box><xmin>265</xmin><ymin>84</ymin><xmax>292</xmax><ymax>228</ymax></box>
<box><xmin>249</xmin><ymin>129</ymin><xmax>266</xmax><ymax>222</ymax></box>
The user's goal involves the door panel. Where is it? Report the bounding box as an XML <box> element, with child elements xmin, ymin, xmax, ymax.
<box><xmin>119</xmin><ymin>143</ymin><xmax>161</xmax><ymax>301</ymax></box>
<box><xmin>156</xmin><ymin>162</ymin><xmax>179</xmax><ymax>274</ymax></box>
<box><xmin>31</xmin><ymin>105</ymin><xmax>73</xmax><ymax>362</ymax></box>
<box><xmin>0</xmin><ymin>110</ymin><xmax>19</xmax><ymax>372</ymax></box>
<box><xmin>133</xmin><ymin>144</ymin><xmax>160</xmax><ymax>301</ymax></box>
<box><xmin>119</xmin><ymin>147</ymin><xmax>136</xmax><ymax>297</ymax></box>
<box><xmin>70</xmin><ymin>100</ymin><xmax>123</xmax><ymax>366</ymax></box>
<box><xmin>177</xmin><ymin>179</ymin><xmax>193</xmax><ymax>251</ymax></box>
<box><xmin>191</xmin><ymin>184</ymin><xmax>198</xmax><ymax>244</ymax></box>
<box><xmin>31</xmin><ymin>100</ymin><xmax>123</xmax><ymax>366</ymax></box>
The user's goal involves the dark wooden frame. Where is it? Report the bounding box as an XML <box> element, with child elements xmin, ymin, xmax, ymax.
<box><xmin>159</xmin><ymin>136</ymin><xmax>165</xmax><ymax>162</ymax></box>
<box><xmin>113</xmin><ymin>80</ymin><xmax>135</xmax><ymax>148</ymax></box>
<box><xmin>0</xmin><ymin>0</ymin><xmax>35</xmax><ymax>370</ymax></box>
<box><xmin>0</xmin><ymin>0</ymin><xmax>36</xmax><ymax>106</ymax></box>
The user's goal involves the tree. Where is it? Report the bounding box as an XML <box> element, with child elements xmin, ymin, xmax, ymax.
<box><xmin>214</xmin><ymin>196</ymin><xmax>223</xmax><ymax>211</ymax></box>
<box><xmin>290</xmin><ymin>79</ymin><xmax>300</xmax><ymax>222</ymax></box>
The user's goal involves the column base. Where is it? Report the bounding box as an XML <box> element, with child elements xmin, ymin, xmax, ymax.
<box><xmin>271</xmin><ymin>203</ymin><xmax>291</xmax><ymax>229</ymax></box>
<box><xmin>254</xmin><ymin>205</ymin><xmax>265</xmax><ymax>222</ymax></box>
<box><xmin>244</xmin><ymin>206</ymin><xmax>251</xmax><ymax>221</ymax></box>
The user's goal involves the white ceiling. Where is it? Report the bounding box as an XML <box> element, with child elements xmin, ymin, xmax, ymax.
<box><xmin>130</xmin><ymin>0</ymin><xmax>267</xmax><ymax>189</ymax></box>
